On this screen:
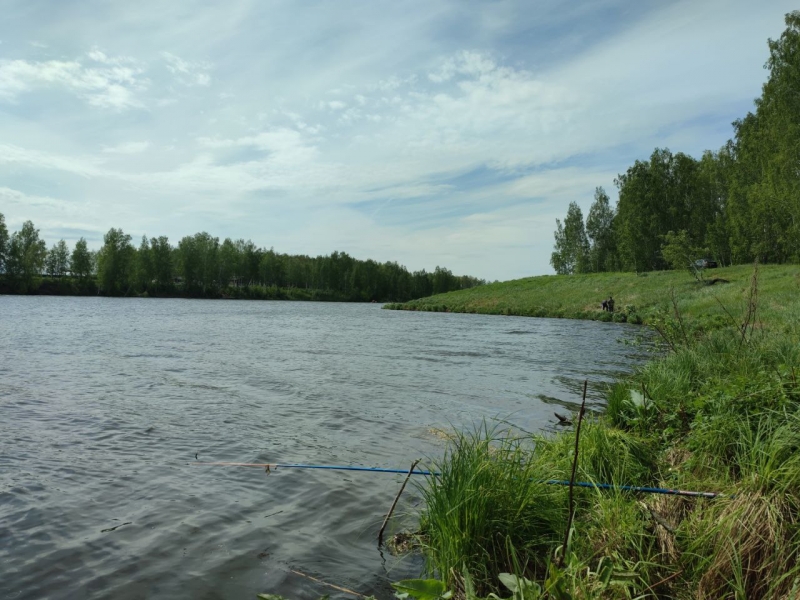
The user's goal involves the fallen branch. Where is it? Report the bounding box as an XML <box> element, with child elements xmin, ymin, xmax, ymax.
<box><xmin>643</xmin><ymin>569</ymin><xmax>683</xmax><ymax>596</ymax></box>
<box><xmin>378</xmin><ymin>459</ymin><xmax>421</xmax><ymax>545</ymax></box>
<box><xmin>288</xmin><ymin>569</ymin><xmax>366</xmax><ymax>598</ymax></box>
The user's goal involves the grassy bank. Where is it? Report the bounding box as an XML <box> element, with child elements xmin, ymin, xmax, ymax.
<box><xmin>409</xmin><ymin>264</ymin><xmax>800</xmax><ymax>599</ymax></box>
<box><xmin>384</xmin><ymin>264</ymin><xmax>800</xmax><ymax>328</ymax></box>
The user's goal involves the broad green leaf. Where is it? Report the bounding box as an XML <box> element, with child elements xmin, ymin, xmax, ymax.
<box><xmin>498</xmin><ymin>573</ymin><xmax>541</xmax><ymax>598</ymax></box>
<box><xmin>499</xmin><ymin>573</ymin><xmax>522</xmax><ymax>593</ymax></box>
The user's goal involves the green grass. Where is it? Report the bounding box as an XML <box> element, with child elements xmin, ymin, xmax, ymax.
<box><xmin>417</xmin><ymin>425</ymin><xmax>569</xmax><ymax>596</ymax></box>
<box><xmin>385</xmin><ymin>264</ymin><xmax>800</xmax><ymax>328</ymax></box>
<box><xmin>414</xmin><ymin>264</ymin><xmax>800</xmax><ymax>599</ymax></box>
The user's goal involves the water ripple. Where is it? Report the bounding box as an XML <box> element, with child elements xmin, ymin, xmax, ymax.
<box><xmin>0</xmin><ymin>296</ymin><xmax>649</xmax><ymax>599</ymax></box>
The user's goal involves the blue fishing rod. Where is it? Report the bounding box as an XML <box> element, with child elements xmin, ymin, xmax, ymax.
<box><xmin>194</xmin><ymin>461</ymin><xmax>723</xmax><ymax>498</ymax></box>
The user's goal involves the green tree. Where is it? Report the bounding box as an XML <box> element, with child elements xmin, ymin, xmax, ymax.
<box><xmin>89</xmin><ymin>250</ymin><xmax>99</xmax><ymax>275</ymax></box>
<box><xmin>45</xmin><ymin>239</ymin><xmax>70</xmax><ymax>277</ymax></box>
<box><xmin>71</xmin><ymin>238</ymin><xmax>93</xmax><ymax>281</ymax></box>
<box><xmin>97</xmin><ymin>228</ymin><xmax>135</xmax><ymax>295</ymax></box>
<box><xmin>150</xmin><ymin>236</ymin><xmax>173</xmax><ymax>292</ymax></box>
<box><xmin>432</xmin><ymin>266</ymin><xmax>455</xmax><ymax>295</ymax></box>
<box><xmin>0</xmin><ymin>212</ymin><xmax>8</xmax><ymax>274</ymax></box>
<box><xmin>178</xmin><ymin>232</ymin><xmax>219</xmax><ymax>293</ymax></box>
<box><xmin>696</xmin><ymin>148</ymin><xmax>732</xmax><ymax>266</ymax></box>
<box><xmin>551</xmin><ymin>202</ymin><xmax>590</xmax><ymax>274</ymax></box>
<box><xmin>727</xmin><ymin>11</ymin><xmax>800</xmax><ymax>263</ymax></box>
<box><xmin>585</xmin><ymin>187</ymin><xmax>617</xmax><ymax>272</ymax></box>
<box><xmin>260</xmin><ymin>248</ymin><xmax>285</xmax><ymax>287</ymax></box>
<box><xmin>615</xmin><ymin>148</ymin><xmax>702</xmax><ymax>271</ymax></box>
<box><xmin>6</xmin><ymin>221</ymin><xmax>48</xmax><ymax>292</ymax></box>
<box><xmin>135</xmin><ymin>235</ymin><xmax>154</xmax><ymax>292</ymax></box>
<box><xmin>241</xmin><ymin>240</ymin><xmax>261</xmax><ymax>284</ymax></box>
<box><xmin>0</xmin><ymin>215</ymin><xmax>482</xmax><ymax>301</ymax></box>
<box><xmin>412</xmin><ymin>269</ymin><xmax>433</xmax><ymax>298</ymax></box>
<box><xmin>661</xmin><ymin>230</ymin><xmax>703</xmax><ymax>281</ymax></box>
<box><xmin>218</xmin><ymin>237</ymin><xmax>240</xmax><ymax>287</ymax></box>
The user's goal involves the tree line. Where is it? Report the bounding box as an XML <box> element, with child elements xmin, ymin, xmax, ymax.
<box><xmin>0</xmin><ymin>215</ymin><xmax>484</xmax><ymax>302</ymax></box>
<box><xmin>551</xmin><ymin>12</ymin><xmax>800</xmax><ymax>275</ymax></box>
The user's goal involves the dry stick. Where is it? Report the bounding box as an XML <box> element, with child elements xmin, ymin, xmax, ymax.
<box><xmin>748</xmin><ymin>261</ymin><xmax>760</xmax><ymax>342</ymax></box>
<box><xmin>289</xmin><ymin>569</ymin><xmax>366</xmax><ymax>599</ymax></box>
<box><xmin>653</xmin><ymin>321</ymin><xmax>677</xmax><ymax>353</ymax></box>
<box><xmin>558</xmin><ymin>379</ymin><xmax>588</xmax><ymax>567</ymax></box>
<box><xmin>643</xmin><ymin>569</ymin><xmax>684</xmax><ymax>596</ymax></box>
<box><xmin>638</xmin><ymin>500</ymin><xmax>676</xmax><ymax>534</ymax></box>
<box><xmin>739</xmin><ymin>261</ymin><xmax>759</xmax><ymax>352</ymax></box>
<box><xmin>378</xmin><ymin>459</ymin><xmax>421</xmax><ymax>545</ymax></box>
<box><xmin>669</xmin><ymin>288</ymin><xmax>689</xmax><ymax>346</ymax></box>
<box><xmin>712</xmin><ymin>293</ymin><xmax>740</xmax><ymax>330</ymax></box>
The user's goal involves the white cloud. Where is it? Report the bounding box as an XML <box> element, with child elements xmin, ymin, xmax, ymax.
<box><xmin>87</xmin><ymin>48</ymin><xmax>109</xmax><ymax>63</ymax></box>
<box><xmin>161</xmin><ymin>51</ymin><xmax>212</xmax><ymax>86</ymax></box>
<box><xmin>428</xmin><ymin>50</ymin><xmax>497</xmax><ymax>83</ymax></box>
<box><xmin>0</xmin><ymin>186</ymin><xmax>95</xmax><ymax>236</ymax></box>
<box><xmin>0</xmin><ymin>186</ymin><xmax>68</xmax><ymax>210</ymax></box>
<box><xmin>102</xmin><ymin>141</ymin><xmax>151</xmax><ymax>154</ymax></box>
<box><xmin>86</xmin><ymin>47</ymin><xmax>136</xmax><ymax>66</ymax></box>
<box><xmin>197</xmin><ymin>127</ymin><xmax>317</xmax><ymax>153</ymax></box>
<box><xmin>0</xmin><ymin>56</ymin><xmax>147</xmax><ymax>109</ymax></box>
<box><xmin>0</xmin><ymin>143</ymin><xmax>107</xmax><ymax>178</ymax></box>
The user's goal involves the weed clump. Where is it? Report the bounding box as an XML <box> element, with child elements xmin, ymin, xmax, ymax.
<box><xmin>418</xmin><ymin>425</ymin><xmax>568</xmax><ymax>595</ymax></box>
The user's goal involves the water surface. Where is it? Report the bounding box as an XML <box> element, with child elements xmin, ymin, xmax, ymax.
<box><xmin>0</xmin><ymin>297</ymin><xmax>649</xmax><ymax>599</ymax></box>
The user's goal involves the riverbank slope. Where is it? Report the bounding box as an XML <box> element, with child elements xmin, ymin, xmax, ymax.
<box><xmin>384</xmin><ymin>264</ymin><xmax>799</xmax><ymax>327</ymax></box>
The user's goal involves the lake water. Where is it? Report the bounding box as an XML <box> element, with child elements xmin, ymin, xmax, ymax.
<box><xmin>0</xmin><ymin>297</ymin><xmax>650</xmax><ymax>599</ymax></box>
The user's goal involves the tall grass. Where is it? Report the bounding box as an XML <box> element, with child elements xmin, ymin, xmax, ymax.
<box><xmin>417</xmin><ymin>422</ymin><xmax>663</xmax><ymax>596</ymax></box>
<box><xmin>417</xmin><ymin>425</ymin><xmax>568</xmax><ymax>595</ymax></box>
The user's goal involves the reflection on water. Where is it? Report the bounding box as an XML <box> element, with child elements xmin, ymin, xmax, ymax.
<box><xmin>0</xmin><ymin>297</ymin><xmax>649</xmax><ymax>599</ymax></box>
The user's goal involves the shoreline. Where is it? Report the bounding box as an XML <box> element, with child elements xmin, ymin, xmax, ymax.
<box><xmin>0</xmin><ymin>279</ymin><xmax>399</xmax><ymax>303</ymax></box>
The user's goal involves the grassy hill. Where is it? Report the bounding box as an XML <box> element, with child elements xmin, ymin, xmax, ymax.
<box><xmin>385</xmin><ymin>264</ymin><xmax>800</xmax><ymax>328</ymax></box>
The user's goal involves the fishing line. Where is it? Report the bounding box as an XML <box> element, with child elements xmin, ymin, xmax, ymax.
<box><xmin>193</xmin><ymin>461</ymin><xmax>723</xmax><ymax>498</ymax></box>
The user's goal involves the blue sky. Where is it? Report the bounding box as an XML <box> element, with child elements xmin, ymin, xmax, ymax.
<box><xmin>0</xmin><ymin>0</ymin><xmax>794</xmax><ymax>280</ymax></box>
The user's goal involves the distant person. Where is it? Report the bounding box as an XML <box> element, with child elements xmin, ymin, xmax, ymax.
<box><xmin>601</xmin><ymin>299</ymin><xmax>608</xmax><ymax>311</ymax></box>
<box><xmin>608</xmin><ymin>296</ymin><xmax>615</xmax><ymax>313</ymax></box>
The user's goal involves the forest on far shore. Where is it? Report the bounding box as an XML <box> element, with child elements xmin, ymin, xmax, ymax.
<box><xmin>0</xmin><ymin>216</ymin><xmax>484</xmax><ymax>303</ymax></box>
<box><xmin>551</xmin><ymin>13</ymin><xmax>800</xmax><ymax>276</ymax></box>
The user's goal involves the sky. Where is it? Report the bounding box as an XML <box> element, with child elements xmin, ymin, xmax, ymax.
<box><xmin>0</xmin><ymin>0</ymin><xmax>795</xmax><ymax>281</ymax></box>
